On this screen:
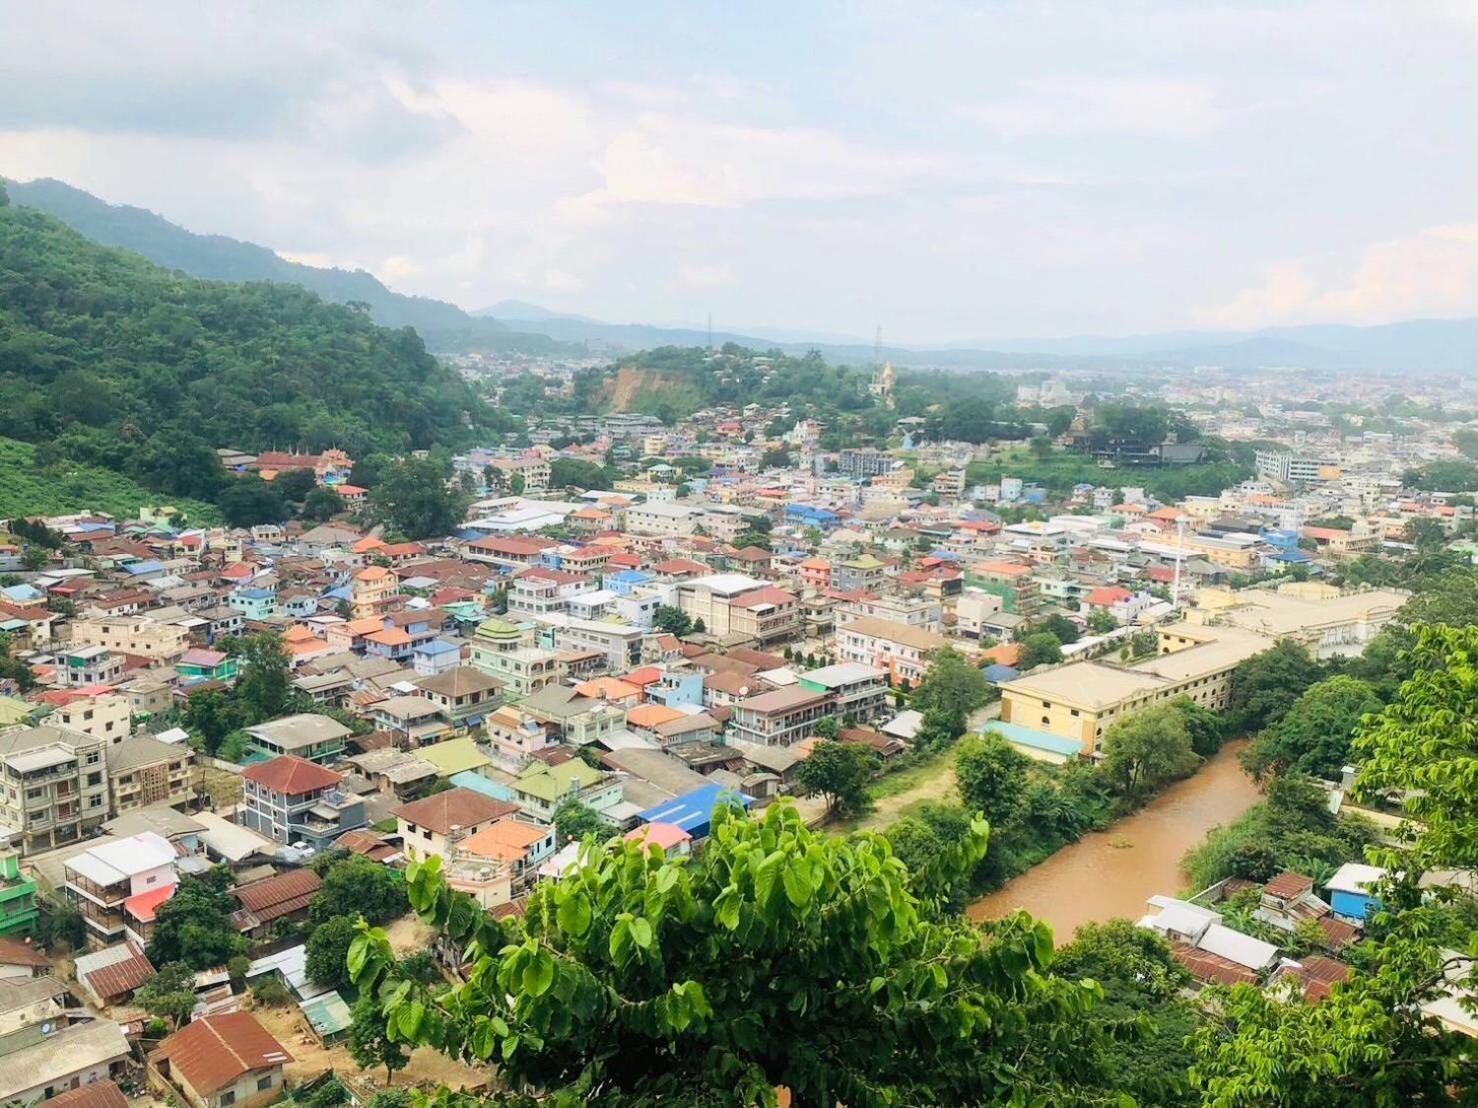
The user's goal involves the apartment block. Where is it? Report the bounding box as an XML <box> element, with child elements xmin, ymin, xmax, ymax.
<box><xmin>64</xmin><ymin>831</ymin><xmax>178</xmax><ymax>948</ymax></box>
<box><xmin>835</xmin><ymin>617</ymin><xmax>948</xmax><ymax>687</ymax></box>
<box><xmin>0</xmin><ymin>725</ymin><xmax>110</xmax><ymax>853</ymax></box>
<box><xmin>71</xmin><ymin>616</ymin><xmax>189</xmax><ymax>661</ymax></box>
<box><xmin>728</xmin><ymin>687</ymin><xmax>835</xmax><ymax>747</ymax></box>
<box><xmin>239</xmin><ymin>755</ymin><xmax>365</xmax><ymax>852</ymax></box>
<box><xmin>108</xmin><ymin>735</ymin><xmax>193</xmax><ymax>812</ymax></box>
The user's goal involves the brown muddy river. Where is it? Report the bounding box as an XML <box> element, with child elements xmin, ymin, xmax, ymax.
<box><xmin>967</xmin><ymin>740</ymin><xmax>1262</xmax><ymax>943</ymax></box>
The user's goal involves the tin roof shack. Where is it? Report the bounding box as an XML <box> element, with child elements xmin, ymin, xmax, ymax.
<box><xmin>149</xmin><ymin>1012</ymin><xmax>292</xmax><ymax>1108</ymax></box>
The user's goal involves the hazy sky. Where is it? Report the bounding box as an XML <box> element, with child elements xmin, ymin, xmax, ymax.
<box><xmin>3</xmin><ymin>1</ymin><xmax>1476</xmax><ymax>342</ymax></box>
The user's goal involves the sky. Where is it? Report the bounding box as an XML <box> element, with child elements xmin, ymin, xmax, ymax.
<box><xmin>2</xmin><ymin>1</ymin><xmax>1477</xmax><ymax>343</ymax></box>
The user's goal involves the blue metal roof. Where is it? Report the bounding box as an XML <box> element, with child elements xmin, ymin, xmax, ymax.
<box><xmin>985</xmin><ymin>721</ymin><xmax>1082</xmax><ymax>758</ymax></box>
<box><xmin>122</xmin><ymin>560</ymin><xmax>164</xmax><ymax>575</ymax></box>
<box><xmin>638</xmin><ymin>783</ymin><xmax>751</xmax><ymax>833</ymax></box>
<box><xmin>981</xmin><ymin>663</ymin><xmax>1020</xmax><ymax>682</ymax></box>
<box><xmin>415</xmin><ymin>638</ymin><xmax>461</xmax><ymax>655</ymax></box>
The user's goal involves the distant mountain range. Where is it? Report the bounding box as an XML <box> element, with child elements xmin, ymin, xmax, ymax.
<box><xmin>8</xmin><ymin>175</ymin><xmax>1476</xmax><ymax>372</ymax></box>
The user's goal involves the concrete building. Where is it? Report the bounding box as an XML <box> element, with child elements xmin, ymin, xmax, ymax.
<box><xmin>729</xmin><ymin>687</ymin><xmax>835</xmax><ymax>747</ymax></box>
<box><xmin>53</xmin><ymin>691</ymin><xmax>132</xmax><ymax>745</ymax></box>
<box><xmin>70</xmin><ymin>616</ymin><xmax>188</xmax><ymax>661</ymax></box>
<box><xmin>239</xmin><ymin>756</ymin><xmax>365</xmax><ymax>852</ymax></box>
<box><xmin>835</xmin><ymin>617</ymin><xmax>948</xmax><ymax>688</ymax></box>
<box><xmin>835</xmin><ymin>592</ymin><xmax>942</xmax><ymax>634</ymax></box>
<box><xmin>394</xmin><ymin>788</ymin><xmax>520</xmax><ymax>864</ymax></box>
<box><xmin>242</xmin><ymin>714</ymin><xmax>350</xmax><ymax>765</ymax></box>
<box><xmin>796</xmin><ymin>662</ymin><xmax>889</xmax><ymax>721</ymax></box>
<box><xmin>58</xmin><ymin>646</ymin><xmax>124</xmax><ymax>689</ymax></box>
<box><xmin>413</xmin><ymin>666</ymin><xmax>506</xmax><ymax>728</ymax></box>
<box><xmin>625</xmin><ymin>501</ymin><xmax>701</xmax><ymax>538</ymax></box>
<box><xmin>0</xmin><ymin>726</ymin><xmax>110</xmax><ymax>853</ymax></box>
<box><xmin>106</xmin><ymin>735</ymin><xmax>193</xmax><ymax>812</ymax></box>
<box><xmin>64</xmin><ymin>832</ymin><xmax>178</xmax><ymax>949</ymax></box>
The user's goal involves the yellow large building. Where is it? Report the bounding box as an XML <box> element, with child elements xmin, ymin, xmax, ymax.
<box><xmin>998</xmin><ymin>585</ymin><xmax>1409</xmax><ymax>761</ymax></box>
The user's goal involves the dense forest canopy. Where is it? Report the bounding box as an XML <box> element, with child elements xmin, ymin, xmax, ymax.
<box><xmin>0</xmin><ymin>202</ymin><xmax>511</xmax><ymax>505</ymax></box>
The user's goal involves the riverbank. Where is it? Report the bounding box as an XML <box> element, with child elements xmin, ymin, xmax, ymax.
<box><xmin>967</xmin><ymin>740</ymin><xmax>1261</xmax><ymax>943</ymax></box>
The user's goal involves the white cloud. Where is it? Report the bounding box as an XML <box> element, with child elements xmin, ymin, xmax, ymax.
<box><xmin>1201</xmin><ymin>224</ymin><xmax>1478</xmax><ymax>328</ymax></box>
<box><xmin>967</xmin><ymin>79</ymin><xmax>1222</xmax><ymax>137</ymax></box>
<box><xmin>673</xmin><ymin>261</ymin><xmax>734</xmax><ymax>291</ymax></box>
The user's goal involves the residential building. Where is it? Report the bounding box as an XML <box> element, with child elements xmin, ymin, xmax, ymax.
<box><xmin>729</xmin><ymin>687</ymin><xmax>835</xmax><ymax>747</ymax></box>
<box><xmin>0</xmin><ymin>725</ymin><xmax>110</xmax><ymax>853</ymax></box>
<box><xmin>835</xmin><ymin>616</ymin><xmax>949</xmax><ymax>687</ymax></box>
<box><xmin>490</xmin><ymin>456</ymin><xmax>550</xmax><ymax>492</ymax></box>
<box><xmin>831</xmin><ymin>554</ymin><xmax>885</xmax><ymax>594</ymax></box>
<box><xmin>239</xmin><ymin>756</ymin><xmax>366</xmax><ymax>852</ymax></box>
<box><xmin>796</xmin><ymin>662</ymin><xmax>889</xmax><ymax>721</ymax></box>
<box><xmin>394</xmin><ymin>788</ymin><xmax>520</xmax><ymax>863</ymax></box>
<box><xmin>149</xmin><ymin>1012</ymin><xmax>292</xmax><ymax>1108</ymax></box>
<box><xmin>70</xmin><ymin>616</ymin><xmax>188</xmax><ymax>661</ymax></box>
<box><xmin>0</xmin><ymin>851</ymin><xmax>38</xmax><ymax>937</ymax></box>
<box><xmin>54</xmin><ymin>691</ymin><xmax>132</xmax><ymax>745</ymax></box>
<box><xmin>412</xmin><ymin>637</ymin><xmax>463</xmax><ymax>676</ymax></box>
<box><xmin>175</xmin><ymin>648</ymin><xmax>238</xmax><ymax>683</ymax></box>
<box><xmin>725</xmin><ymin>586</ymin><xmax>801</xmax><ymax>645</ymax></box>
<box><xmin>965</xmin><ymin>561</ymin><xmax>1040</xmax><ymax>613</ymax></box>
<box><xmin>0</xmin><ymin>981</ymin><xmax>130</xmax><ymax>1106</ymax></box>
<box><xmin>536</xmin><ymin>613</ymin><xmax>644</xmax><ymax>672</ymax></box>
<box><xmin>230</xmin><ymin>868</ymin><xmax>323</xmax><ymax>939</ymax></box>
<box><xmin>625</xmin><ymin>501</ymin><xmax>701</xmax><ymax>538</ymax></box>
<box><xmin>242</xmin><ymin>714</ymin><xmax>350</xmax><ymax>765</ymax></box>
<box><xmin>414</xmin><ymin>666</ymin><xmax>506</xmax><ymax>727</ymax></box>
<box><xmin>674</xmin><ymin>573</ymin><xmax>772</xmax><ymax>636</ymax></box>
<box><xmin>107</xmin><ymin>736</ymin><xmax>193</xmax><ymax>812</ymax></box>
<box><xmin>468</xmin><ymin>618</ymin><xmax>565</xmax><ymax>695</ymax></box>
<box><xmin>227</xmin><ymin>587</ymin><xmax>277</xmax><ymax>621</ymax></box>
<box><xmin>350</xmin><ymin>566</ymin><xmax>400</xmax><ymax>619</ymax></box>
<box><xmin>64</xmin><ymin>832</ymin><xmax>178</xmax><ymax>948</ymax></box>
<box><xmin>510</xmin><ymin>758</ymin><xmax>622</xmax><ymax>823</ymax></box>
<box><xmin>519</xmin><ymin>685</ymin><xmax>624</xmax><ymax>747</ymax></box>
<box><xmin>837</xmin><ymin>449</ymin><xmax>896</xmax><ymax>478</ymax></box>
<box><xmin>59</xmin><ymin>646</ymin><xmax>124</xmax><ymax>689</ymax></box>
<box><xmin>955</xmin><ymin>590</ymin><xmax>1004</xmax><ymax>639</ymax></box>
<box><xmin>835</xmin><ymin>592</ymin><xmax>942</xmax><ymax>633</ymax></box>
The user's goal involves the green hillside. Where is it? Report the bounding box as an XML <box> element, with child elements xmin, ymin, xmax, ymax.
<box><xmin>4</xmin><ymin>177</ymin><xmax>575</xmax><ymax>354</ymax></box>
<box><xmin>0</xmin><ymin>193</ymin><xmax>507</xmax><ymax>516</ymax></box>
<box><xmin>0</xmin><ymin>438</ymin><xmax>219</xmax><ymax>524</ymax></box>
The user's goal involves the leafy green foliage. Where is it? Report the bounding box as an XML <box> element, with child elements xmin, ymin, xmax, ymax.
<box><xmin>348</xmin><ymin>803</ymin><xmax>1122</xmax><ymax>1106</ymax></box>
<box><xmin>651</xmin><ymin>605</ymin><xmax>692</xmax><ymax>636</ymax></box>
<box><xmin>552</xmin><ymin>800</ymin><xmax>609</xmax><ymax>847</ymax></box>
<box><xmin>147</xmin><ymin>868</ymin><xmax>247</xmax><ymax>970</ymax></box>
<box><xmin>1169</xmin><ymin>694</ymin><xmax>1232</xmax><ymax>757</ymax></box>
<box><xmin>1100</xmin><ymin>703</ymin><xmax>1200</xmax><ymax>801</ymax></box>
<box><xmin>1227</xmin><ymin>640</ymin><xmax>1325</xmax><ymax>733</ymax></box>
<box><xmin>795</xmin><ymin>740</ymin><xmax>878</xmax><ymax>816</ymax></box>
<box><xmin>135</xmin><ymin>961</ymin><xmax>200</xmax><ymax>1028</ymax></box>
<box><xmin>306</xmin><ymin>915</ymin><xmax>359</xmax><ymax>991</ymax></box>
<box><xmin>0</xmin><ymin>204</ymin><xmax>503</xmax><ymax>516</ymax></box>
<box><xmin>1354</xmin><ymin>624</ymin><xmax>1478</xmax><ymax>871</ymax></box>
<box><xmin>1018</xmin><ymin>632</ymin><xmax>1064</xmax><ymax>669</ymax></box>
<box><xmin>1245</xmin><ymin>675</ymin><xmax>1381</xmax><ymax>781</ymax></box>
<box><xmin>310</xmin><ymin>854</ymin><xmax>408</xmax><ymax>927</ymax></box>
<box><xmin>548</xmin><ymin>458</ymin><xmax>614</xmax><ymax>491</ymax></box>
<box><xmin>0</xmin><ymin>437</ymin><xmax>219</xmax><ymax>522</ymax></box>
<box><xmin>367</xmin><ymin>456</ymin><xmax>468</xmax><ymax>540</ymax></box>
<box><xmin>954</xmin><ymin>731</ymin><xmax>1030</xmax><ymax>827</ymax></box>
<box><xmin>348</xmin><ymin>991</ymin><xmax>409</xmax><ymax>1082</ymax></box>
<box><xmin>910</xmin><ymin>647</ymin><xmax>990</xmax><ymax>721</ymax></box>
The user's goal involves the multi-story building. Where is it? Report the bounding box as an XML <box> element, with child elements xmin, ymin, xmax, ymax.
<box><xmin>509</xmin><ymin>759</ymin><xmax>623</xmax><ymax>823</ymax></box>
<box><xmin>535</xmin><ymin>613</ymin><xmax>645</xmax><ymax>672</ymax></box>
<box><xmin>394</xmin><ymin>788</ymin><xmax>520</xmax><ymax>864</ymax></box>
<box><xmin>413</xmin><ymin>666</ymin><xmax>506</xmax><ymax>727</ymax></box>
<box><xmin>837</xmin><ymin>449</ymin><xmax>896</xmax><ymax>479</ymax></box>
<box><xmin>70</xmin><ymin>616</ymin><xmax>189</xmax><ymax>661</ymax></box>
<box><xmin>227</xmin><ymin>586</ymin><xmax>278</xmax><ymax>620</ymax></box>
<box><xmin>239</xmin><ymin>755</ymin><xmax>366</xmax><ymax>852</ymax></box>
<box><xmin>108</xmin><ymin>735</ymin><xmax>193</xmax><ymax>812</ymax></box>
<box><xmin>491</xmin><ymin>456</ymin><xmax>551</xmax><ymax>491</ymax></box>
<box><xmin>675</xmin><ymin>573</ymin><xmax>766</xmax><ymax>635</ymax></box>
<box><xmin>830</xmin><ymin>554</ymin><xmax>885</xmax><ymax>594</ymax></box>
<box><xmin>728</xmin><ymin>687</ymin><xmax>835</xmax><ymax>747</ymax></box>
<box><xmin>59</xmin><ymin>645</ymin><xmax>125</xmax><ymax>688</ymax></box>
<box><xmin>0</xmin><ymin>850</ymin><xmax>38</xmax><ymax>937</ymax></box>
<box><xmin>53</xmin><ymin>690</ymin><xmax>132</xmax><ymax>745</ymax></box>
<box><xmin>350</xmin><ymin>566</ymin><xmax>400</xmax><ymax>619</ymax></box>
<box><xmin>955</xmin><ymin>590</ymin><xmax>1005</xmax><ymax>639</ymax></box>
<box><xmin>797</xmin><ymin>557</ymin><xmax>832</xmax><ymax>592</ymax></box>
<box><xmin>695</xmin><ymin>505</ymin><xmax>752</xmax><ymax>543</ymax></box>
<box><xmin>836</xmin><ymin>617</ymin><xmax>949</xmax><ymax>688</ymax></box>
<box><xmin>462</xmin><ymin>536</ymin><xmax>557</xmax><ymax>570</ymax></box>
<box><xmin>243</xmin><ymin>713</ymin><xmax>350</xmax><ymax>765</ymax></box>
<box><xmin>835</xmin><ymin>592</ymin><xmax>942</xmax><ymax>633</ymax></box>
<box><xmin>726</xmin><ymin>586</ymin><xmax>802</xmax><ymax>645</ymax></box>
<box><xmin>796</xmin><ymin>663</ymin><xmax>889</xmax><ymax>721</ymax></box>
<box><xmin>508</xmin><ymin>568</ymin><xmax>589</xmax><ymax>616</ymax></box>
<box><xmin>965</xmin><ymin>560</ymin><xmax>1041</xmax><ymax>613</ymax></box>
<box><xmin>625</xmin><ymin>502</ymin><xmax>701</xmax><ymax>537</ymax></box>
<box><xmin>0</xmin><ymin>725</ymin><xmax>110</xmax><ymax>853</ymax></box>
<box><xmin>64</xmin><ymin>831</ymin><xmax>178</xmax><ymax>948</ymax></box>
<box><xmin>469</xmin><ymin>619</ymin><xmax>566</xmax><ymax>697</ymax></box>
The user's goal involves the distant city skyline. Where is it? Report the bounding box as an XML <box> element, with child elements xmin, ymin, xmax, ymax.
<box><xmin>2</xmin><ymin>1</ymin><xmax>1476</xmax><ymax>342</ymax></box>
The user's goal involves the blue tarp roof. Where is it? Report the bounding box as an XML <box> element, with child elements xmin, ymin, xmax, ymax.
<box><xmin>450</xmin><ymin>771</ymin><xmax>515</xmax><ymax>802</ymax></box>
<box><xmin>638</xmin><ymin>783</ymin><xmax>751</xmax><ymax>834</ymax></box>
<box><xmin>122</xmin><ymin>560</ymin><xmax>164</xmax><ymax>575</ymax></box>
<box><xmin>982</xmin><ymin>663</ymin><xmax>1021</xmax><ymax>682</ymax></box>
<box><xmin>985</xmin><ymin>721</ymin><xmax>1082</xmax><ymax>758</ymax></box>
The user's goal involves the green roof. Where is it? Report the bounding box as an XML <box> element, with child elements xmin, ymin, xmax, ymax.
<box><xmin>515</xmin><ymin>758</ymin><xmax>603</xmax><ymax>802</ymax></box>
<box><xmin>418</xmin><ymin>737</ymin><xmax>491</xmax><ymax>777</ymax></box>
<box><xmin>840</xmin><ymin>553</ymin><xmax>883</xmax><ymax>570</ymax></box>
<box><xmin>474</xmin><ymin>618</ymin><xmax>522</xmax><ymax>642</ymax></box>
<box><xmin>0</xmin><ymin>697</ymin><xmax>36</xmax><ymax>728</ymax></box>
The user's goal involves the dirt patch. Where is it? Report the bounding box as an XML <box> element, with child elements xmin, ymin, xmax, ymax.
<box><xmin>852</xmin><ymin>766</ymin><xmax>958</xmax><ymax>833</ymax></box>
<box><xmin>250</xmin><ymin>998</ymin><xmax>489</xmax><ymax>1094</ymax></box>
<box><xmin>195</xmin><ymin>763</ymin><xmax>243</xmax><ymax>809</ymax></box>
<box><xmin>382</xmin><ymin>914</ymin><xmax>437</xmax><ymax>957</ymax></box>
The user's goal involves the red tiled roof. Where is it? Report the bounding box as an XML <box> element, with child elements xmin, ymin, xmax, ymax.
<box><xmin>151</xmin><ymin>1013</ymin><xmax>293</xmax><ymax>1096</ymax></box>
<box><xmin>232</xmin><ymin>868</ymin><xmax>322</xmax><ymax>925</ymax></box>
<box><xmin>79</xmin><ymin>941</ymin><xmax>154</xmax><ymax>1001</ymax></box>
<box><xmin>730</xmin><ymin>586</ymin><xmax>796</xmax><ymax>610</ymax></box>
<box><xmin>242</xmin><ymin>755</ymin><xmax>342</xmax><ymax>796</ymax></box>
<box><xmin>1263</xmin><ymin>872</ymin><xmax>1315</xmax><ymax>901</ymax></box>
<box><xmin>335</xmin><ymin>829</ymin><xmax>398</xmax><ymax>862</ymax></box>
<box><xmin>36</xmin><ymin>1080</ymin><xmax>129</xmax><ymax>1108</ymax></box>
<box><xmin>393</xmin><ymin>788</ymin><xmax>518</xmax><ymax>836</ymax></box>
<box><xmin>0</xmin><ymin>935</ymin><xmax>50</xmax><ymax>967</ymax></box>
<box><xmin>1085</xmin><ymin>586</ymin><xmax>1132</xmax><ymax>607</ymax></box>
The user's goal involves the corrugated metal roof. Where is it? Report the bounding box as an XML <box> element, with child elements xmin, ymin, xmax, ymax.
<box><xmin>150</xmin><ymin>1013</ymin><xmax>293</xmax><ymax>1096</ymax></box>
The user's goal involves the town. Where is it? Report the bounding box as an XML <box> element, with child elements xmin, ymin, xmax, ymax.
<box><xmin>0</xmin><ymin>349</ymin><xmax>1475</xmax><ymax>1107</ymax></box>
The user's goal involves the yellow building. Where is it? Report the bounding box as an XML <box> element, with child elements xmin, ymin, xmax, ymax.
<box><xmin>70</xmin><ymin>616</ymin><xmax>188</xmax><ymax>662</ymax></box>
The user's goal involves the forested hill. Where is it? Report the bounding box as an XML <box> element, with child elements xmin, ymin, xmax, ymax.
<box><xmin>3</xmin><ymin>177</ymin><xmax>571</xmax><ymax>354</ymax></box>
<box><xmin>0</xmin><ymin>194</ymin><xmax>508</xmax><ymax>505</ymax></box>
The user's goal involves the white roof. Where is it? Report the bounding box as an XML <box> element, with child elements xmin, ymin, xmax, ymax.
<box><xmin>686</xmin><ymin>573</ymin><xmax>764</xmax><ymax>596</ymax></box>
<box><xmin>1139</xmin><ymin>897</ymin><xmax>1221</xmax><ymax>941</ymax></box>
<box><xmin>155</xmin><ymin>727</ymin><xmax>190</xmax><ymax>744</ymax></box>
<box><xmin>66</xmin><ymin>832</ymin><xmax>176</xmax><ymax>884</ymax></box>
<box><xmin>194</xmin><ymin>812</ymin><xmax>276</xmax><ymax>863</ymax></box>
<box><xmin>801</xmin><ymin>662</ymin><xmax>887</xmax><ymax>687</ymax></box>
<box><xmin>1328</xmin><ymin>862</ymin><xmax>1386</xmax><ymax>893</ymax></box>
<box><xmin>1197</xmin><ymin>923</ymin><xmax>1281</xmax><ymax>970</ymax></box>
<box><xmin>881</xmin><ymin>709</ymin><xmax>923</xmax><ymax>739</ymax></box>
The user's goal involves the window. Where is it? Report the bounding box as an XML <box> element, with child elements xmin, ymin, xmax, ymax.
<box><xmin>220</xmin><ymin>1092</ymin><xmax>236</xmax><ymax>1106</ymax></box>
<box><xmin>257</xmin><ymin>1076</ymin><xmax>275</xmax><ymax>1092</ymax></box>
<box><xmin>1070</xmin><ymin>709</ymin><xmax>1080</xmax><ymax>717</ymax></box>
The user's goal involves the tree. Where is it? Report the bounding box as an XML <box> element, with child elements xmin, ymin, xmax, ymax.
<box><xmin>368</xmin><ymin>457</ymin><xmax>468</xmax><ymax>540</ymax></box>
<box><xmin>218</xmin><ymin>475</ymin><xmax>287</xmax><ymax>527</ymax></box>
<box><xmin>0</xmin><ymin>632</ymin><xmax>37</xmax><ymax>692</ymax></box>
<box><xmin>307</xmin><ymin>915</ymin><xmax>359</xmax><ymax>991</ymax></box>
<box><xmin>302</xmin><ymin>486</ymin><xmax>343</xmax><ymax>521</ymax></box>
<box><xmin>348</xmin><ymin>991</ymin><xmax>410</xmax><ymax>1083</ymax></box>
<box><xmin>884</xmin><ymin>802</ymin><xmax>977</xmax><ymax>912</ymax></box>
<box><xmin>1354</xmin><ymin>624</ymin><xmax>1478</xmax><ymax>871</ymax></box>
<box><xmin>1100</xmin><ymin>704</ymin><xmax>1200</xmax><ymax>802</ymax></box>
<box><xmin>509</xmin><ymin>472</ymin><xmax>526</xmax><ymax>495</ymax></box>
<box><xmin>812</xmin><ymin>716</ymin><xmax>839</xmax><ymax>739</ymax></box>
<box><xmin>652</xmin><ymin>605</ymin><xmax>692</xmax><ymax>637</ymax></box>
<box><xmin>553</xmin><ymin>800</ymin><xmax>608</xmax><ymax>846</ymax></box>
<box><xmin>231</xmin><ymin>633</ymin><xmax>295</xmax><ymax>723</ymax></box>
<box><xmin>795</xmin><ymin>740</ymin><xmax>877</xmax><ymax>816</ymax></box>
<box><xmin>1245</xmin><ymin>675</ymin><xmax>1381</xmax><ymax>782</ymax></box>
<box><xmin>912</xmin><ymin>706</ymin><xmax>963</xmax><ymax>750</ymax></box>
<box><xmin>549</xmin><ymin>458</ymin><xmax>613</xmax><ymax>492</ymax></box>
<box><xmin>1169</xmin><ymin>695</ymin><xmax>1229</xmax><ymax>757</ymax></box>
<box><xmin>955</xmin><ymin>731</ymin><xmax>1030</xmax><ymax>828</ymax></box>
<box><xmin>182</xmin><ymin>688</ymin><xmax>242</xmax><ymax>754</ymax></box>
<box><xmin>1227</xmin><ymin>640</ymin><xmax>1324</xmax><ymax>734</ymax></box>
<box><xmin>147</xmin><ymin>870</ymin><xmax>247</xmax><ymax>970</ymax></box>
<box><xmin>135</xmin><ymin>961</ymin><xmax>200</xmax><ymax>1028</ymax></box>
<box><xmin>1018</xmin><ymin>632</ymin><xmax>1063</xmax><ymax>669</ymax></box>
<box><xmin>1032</xmin><ymin>613</ymin><xmax>1080</xmax><ymax>645</ymax></box>
<box><xmin>311</xmin><ymin>855</ymin><xmax>407</xmax><ymax>927</ymax></box>
<box><xmin>349</xmin><ymin>803</ymin><xmax>1116</xmax><ymax>1106</ymax></box>
<box><xmin>272</xmin><ymin>467</ymin><xmax>318</xmax><ymax>503</ymax></box>
<box><xmin>1084</xmin><ymin>608</ymin><xmax>1117</xmax><ymax>635</ymax></box>
<box><xmin>911</xmin><ymin>648</ymin><xmax>989</xmax><ymax>721</ymax></box>
<box><xmin>735</xmin><ymin>530</ymin><xmax>772</xmax><ymax>551</ymax></box>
